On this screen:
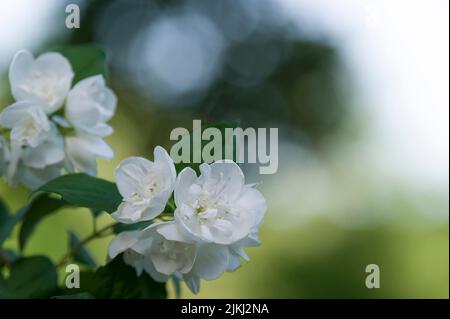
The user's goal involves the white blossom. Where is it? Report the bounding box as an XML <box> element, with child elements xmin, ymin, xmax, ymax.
<box><xmin>108</xmin><ymin>223</ymin><xmax>197</xmax><ymax>282</ymax></box>
<box><xmin>65</xmin><ymin>134</ymin><xmax>114</xmax><ymax>176</ymax></box>
<box><xmin>12</xmin><ymin>161</ymin><xmax>64</xmax><ymax>190</ymax></box>
<box><xmin>65</xmin><ymin>75</ymin><xmax>117</xmax><ymax>137</ymax></box>
<box><xmin>4</xmin><ymin>123</ymin><xmax>65</xmax><ymax>188</ymax></box>
<box><xmin>173</xmin><ymin>160</ymin><xmax>266</xmax><ymax>245</ymax></box>
<box><xmin>0</xmin><ymin>100</ymin><xmax>51</xmax><ymax>148</ymax></box>
<box><xmin>111</xmin><ymin>147</ymin><xmax>176</xmax><ymax>223</ymax></box>
<box><xmin>9</xmin><ymin>50</ymin><xmax>73</xmax><ymax>114</ymax></box>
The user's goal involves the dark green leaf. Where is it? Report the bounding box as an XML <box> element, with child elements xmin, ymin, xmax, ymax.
<box><xmin>51</xmin><ymin>292</ymin><xmax>94</xmax><ymax>299</ymax></box>
<box><xmin>138</xmin><ymin>270</ymin><xmax>167</xmax><ymax>299</ymax></box>
<box><xmin>55</xmin><ymin>45</ymin><xmax>107</xmax><ymax>84</ymax></box>
<box><xmin>18</xmin><ymin>195</ymin><xmax>68</xmax><ymax>250</ymax></box>
<box><xmin>0</xmin><ymin>198</ymin><xmax>27</xmax><ymax>246</ymax></box>
<box><xmin>91</xmin><ymin>209</ymin><xmax>103</xmax><ymax>218</ymax></box>
<box><xmin>0</xmin><ymin>272</ymin><xmax>5</xmax><ymax>286</ymax></box>
<box><xmin>0</xmin><ymin>198</ymin><xmax>8</xmax><ymax>217</ymax></box>
<box><xmin>113</xmin><ymin>220</ymin><xmax>153</xmax><ymax>234</ymax></box>
<box><xmin>68</xmin><ymin>231</ymin><xmax>97</xmax><ymax>268</ymax></box>
<box><xmin>0</xmin><ymin>287</ymin><xmax>26</xmax><ymax>299</ymax></box>
<box><xmin>34</xmin><ymin>173</ymin><xmax>122</xmax><ymax>214</ymax></box>
<box><xmin>71</xmin><ymin>255</ymin><xmax>166</xmax><ymax>299</ymax></box>
<box><xmin>7</xmin><ymin>256</ymin><xmax>58</xmax><ymax>298</ymax></box>
<box><xmin>0</xmin><ymin>249</ymin><xmax>17</xmax><ymax>268</ymax></box>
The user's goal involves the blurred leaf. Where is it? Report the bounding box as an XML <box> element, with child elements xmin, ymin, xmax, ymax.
<box><xmin>0</xmin><ymin>287</ymin><xmax>26</xmax><ymax>299</ymax></box>
<box><xmin>51</xmin><ymin>292</ymin><xmax>94</xmax><ymax>299</ymax></box>
<box><xmin>0</xmin><ymin>198</ymin><xmax>27</xmax><ymax>246</ymax></box>
<box><xmin>113</xmin><ymin>220</ymin><xmax>153</xmax><ymax>234</ymax></box>
<box><xmin>55</xmin><ymin>44</ymin><xmax>107</xmax><ymax>84</ymax></box>
<box><xmin>0</xmin><ymin>272</ymin><xmax>5</xmax><ymax>286</ymax></box>
<box><xmin>68</xmin><ymin>231</ymin><xmax>97</xmax><ymax>268</ymax></box>
<box><xmin>35</xmin><ymin>173</ymin><xmax>122</xmax><ymax>214</ymax></box>
<box><xmin>0</xmin><ymin>249</ymin><xmax>17</xmax><ymax>268</ymax></box>
<box><xmin>18</xmin><ymin>195</ymin><xmax>69</xmax><ymax>250</ymax></box>
<box><xmin>0</xmin><ymin>198</ymin><xmax>8</xmax><ymax>218</ymax></box>
<box><xmin>71</xmin><ymin>255</ymin><xmax>166</xmax><ymax>299</ymax></box>
<box><xmin>7</xmin><ymin>256</ymin><xmax>58</xmax><ymax>298</ymax></box>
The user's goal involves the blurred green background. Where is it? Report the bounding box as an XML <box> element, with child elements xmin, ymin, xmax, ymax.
<box><xmin>0</xmin><ymin>0</ymin><xmax>448</xmax><ymax>298</ymax></box>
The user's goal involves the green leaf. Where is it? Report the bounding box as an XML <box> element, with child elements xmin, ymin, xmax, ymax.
<box><xmin>18</xmin><ymin>195</ymin><xmax>68</xmax><ymax>250</ymax></box>
<box><xmin>0</xmin><ymin>249</ymin><xmax>17</xmax><ymax>268</ymax></box>
<box><xmin>0</xmin><ymin>198</ymin><xmax>27</xmax><ymax>246</ymax></box>
<box><xmin>54</xmin><ymin>45</ymin><xmax>107</xmax><ymax>84</ymax></box>
<box><xmin>91</xmin><ymin>209</ymin><xmax>103</xmax><ymax>218</ymax></box>
<box><xmin>0</xmin><ymin>198</ymin><xmax>8</xmax><ymax>217</ymax></box>
<box><xmin>113</xmin><ymin>220</ymin><xmax>153</xmax><ymax>234</ymax></box>
<box><xmin>68</xmin><ymin>231</ymin><xmax>97</xmax><ymax>268</ymax></box>
<box><xmin>35</xmin><ymin>173</ymin><xmax>122</xmax><ymax>214</ymax></box>
<box><xmin>0</xmin><ymin>272</ymin><xmax>5</xmax><ymax>286</ymax></box>
<box><xmin>72</xmin><ymin>255</ymin><xmax>166</xmax><ymax>299</ymax></box>
<box><xmin>51</xmin><ymin>292</ymin><xmax>94</xmax><ymax>299</ymax></box>
<box><xmin>7</xmin><ymin>256</ymin><xmax>58</xmax><ymax>298</ymax></box>
<box><xmin>0</xmin><ymin>287</ymin><xmax>27</xmax><ymax>299</ymax></box>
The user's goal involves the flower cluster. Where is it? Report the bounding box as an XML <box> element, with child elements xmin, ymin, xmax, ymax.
<box><xmin>108</xmin><ymin>146</ymin><xmax>266</xmax><ymax>294</ymax></box>
<box><xmin>0</xmin><ymin>50</ymin><xmax>117</xmax><ymax>189</ymax></box>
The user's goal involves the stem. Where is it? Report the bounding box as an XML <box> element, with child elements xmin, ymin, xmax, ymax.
<box><xmin>57</xmin><ymin>222</ymin><xmax>118</xmax><ymax>267</ymax></box>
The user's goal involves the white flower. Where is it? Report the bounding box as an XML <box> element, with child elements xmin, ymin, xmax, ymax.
<box><xmin>180</xmin><ymin>243</ymin><xmax>230</xmax><ymax>294</ymax></box>
<box><xmin>108</xmin><ymin>223</ymin><xmax>197</xmax><ymax>282</ymax></box>
<box><xmin>20</xmin><ymin>124</ymin><xmax>65</xmax><ymax>169</ymax></box>
<box><xmin>5</xmin><ymin>124</ymin><xmax>65</xmax><ymax>188</ymax></box>
<box><xmin>65</xmin><ymin>134</ymin><xmax>114</xmax><ymax>176</ymax></box>
<box><xmin>13</xmin><ymin>161</ymin><xmax>63</xmax><ymax>190</ymax></box>
<box><xmin>0</xmin><ymin>137</ymin><xmax>10</xmax><ymax>175</ymax></box>
<box><xmin>111</xmin><ymin>147</ymin><xmax>176</xmax><ymax>223</ymax></box>
<box><xmin>9</xmin><ymin>50</ymin><xmax>73</xmax><ymax>114</ymax></box>
<box><xmin>157</xmin><ymin>220</ymin><xmax>259</xmax><ymax>294</ymax></box>
<box><xmin>173</xmin><ymin>160</ymin><xmax>266</xmax><ymax>245</ymax></box>
<box><xmin>0</xmin><ymin>100</ymin><xmax>51</xmax><ymax>147</ymax></box>
<box><xmin>66</xmin><ymin>75</ymin><xmax>117</xmax><ymax>137</ymax></box>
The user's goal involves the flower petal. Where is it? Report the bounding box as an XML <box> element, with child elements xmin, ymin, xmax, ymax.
<box><xmin>10</xmin><ymin>50</ymin><xmax>73</xmax><ymax>113</ymax></box>
<box><xmin>111</xmin><ymin>202</ymin><xmax>146</xmax><ymax>224</ymax></box>
<box><xmin>182</xmin><ymin>273</ymin><xmax>200</xmax><ymax>294</ymax></box>
<box><xmin>65</xmin><ymin>135</ymin><xmax>114</xmax><ymax>175</ymax></box>
<box><xmin>108</xmin><ymin>231</ymin><xmax>140</xmax><ymax>259</ymax></box>
<box><xmin>153</xmin><ymin>145</ymin><xmax>176</xmax><ymax>190</ymax></box>
<box><xmin>66</xmin><ymin>75</ymin><xmax>116</xmax><ymax>136</ymax></box>
<box><xmin>114</xmin><ymin>156</ymin><xmax>153</xmax><ymax>199</ymax></box>
<box><xmin>189</xmin><ymin>244</ymin><xmax>229</xmax><ymax>281</ymax></box>
<box><xmin>208</xmin><ymin>160</ymin><xmax>244</xmax><ymax>201</ymax></box>
<box><xmin>174</xmin><ymin>167</ymin><xmax>197</xmax><ymax>207</ymax></box>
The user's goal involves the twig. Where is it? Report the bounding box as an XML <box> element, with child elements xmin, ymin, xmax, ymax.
<box><xmin>57</xmin><ymin>222</ymin><xmax>118</xmax><ymax>267</ymax></box>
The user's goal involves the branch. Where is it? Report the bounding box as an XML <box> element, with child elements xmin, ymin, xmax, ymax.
<box><xmin>57</xmin><ymin>221</ymin><xmax>118</xmax><ymax>267</ymax></box>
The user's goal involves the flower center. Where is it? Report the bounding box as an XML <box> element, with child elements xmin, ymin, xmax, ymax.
<box><xmin>125</xmin><ymin>174</ymin><xmax>163</xmax><ymax>205</ymax></box>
